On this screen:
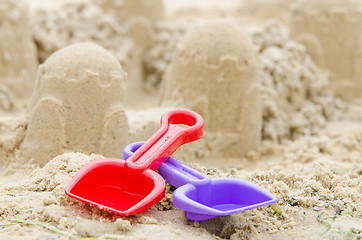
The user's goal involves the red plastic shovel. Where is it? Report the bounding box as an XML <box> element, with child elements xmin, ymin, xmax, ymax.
<box><xmin>65</xmin><ymin>109</ymin><xmax>203</xmax><ymax>215</ymax></box>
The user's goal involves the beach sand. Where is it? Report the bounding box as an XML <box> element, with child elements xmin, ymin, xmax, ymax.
<box><xmin>0</xmin><ymin>0</ymin><xmax>361</xmax><ymax>239</ymax></box>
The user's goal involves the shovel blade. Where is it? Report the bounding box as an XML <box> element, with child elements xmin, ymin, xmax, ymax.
<box><xmin>65</xmin><ymin>158</ymin><xmax>165</xmax><ymax>215</ymax></box>
<box><xmin>174</xmin><ymin>178</ymin><xmax>277</xmax><ymax>221</ymax></box>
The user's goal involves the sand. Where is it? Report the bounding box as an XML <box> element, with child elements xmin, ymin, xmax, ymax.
<box><xmin>21</xmin><ymin>42</ymin><xmax>129</xmax><ymax>166</ymax></box>
<box><xmin>0</xmin><ymin>0</ymin><xmax>361</xmax><ymax>239</ymax></box>
<box><xmin>0</xmin><ymin>0</ymin><xmax>37</xmax><ymax>99</ymax></box>
<box><xmin>290</xmin><ymin>0</ymin><xmax>362</xmax><ymax>101</ymax></box>
<box><xmin>160</xmin><ymin>19</ymin><xmax>262</xmax><ymax>158</ymax></box>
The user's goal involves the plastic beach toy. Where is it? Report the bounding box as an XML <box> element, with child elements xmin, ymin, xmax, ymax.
<box><xmin>65</xmin><ymin>109</ymin><xmax>203</xmax><ymax>215</ymax></box>
<box><xmin>123</xmin><ymin>142</ymin><xmax>278</xmax><ymax>221</ymax></box>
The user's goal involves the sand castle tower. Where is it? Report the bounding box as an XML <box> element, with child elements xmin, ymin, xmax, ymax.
<box><xmin>238</xmin><ymin>0</ymin><xmax>293</xmax><ymax>24</ymax></box>
<box><xmin>94</xmin><ymin>0</ymin><xmax>164</xmax><ymax>48</ymax></box>
<box><xmin>290</xmin><ymin>0</ymin><xmax>362</xmax><ymax>100</ymax></box>
<box><xmin>0</xmin><ymin>0</ymin><xmax>37</xmax><ymax>100</ymax></box>
<box><xmin>161</xmin><ymin>19</ymin><xmax>262</xmax><ymax>158</ymax></box>
<box><xmin>21</xmin><ymin>43</ymin><xmax>129</xmax><ymax>166</ymax></box>
<box><xmin>93</xmin><ymin>0</ymin><xmax>165</xmax><ymax>107</ymax></box>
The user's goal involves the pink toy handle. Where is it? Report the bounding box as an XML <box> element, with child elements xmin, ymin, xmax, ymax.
<box><xmin>126</xmin><ymin>109</ymin><xmax>204</xmax><ymax>171</ymax></box>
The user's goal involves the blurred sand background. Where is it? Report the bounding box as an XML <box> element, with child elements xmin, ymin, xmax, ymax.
<box><xmin>0</xmin><ymin>0</ymin><xmax>361</xmax><ymax>239</ymax></box>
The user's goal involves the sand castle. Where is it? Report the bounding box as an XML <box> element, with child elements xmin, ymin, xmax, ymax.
<box><xmin>161</xmin><ymin>19</ymin><xmax>262</xmax><ymax>158</ymax></box>
<box><xmin>1</xmin><ymin>1</ymin><xmax>362</xmax><ymax>239</ymax></box>
<box><xmin>85</xmin><ymin>0</ymin><xmax>164</xmax><ymax>108</ymax></box>
<box><xmin>92</xmin><ymin>0</ymin><xmax>165</xmax><ymax>107</ymax></box>
<box><xmin>32</xmin><ymin>2</ymin><xmax>141</xmax><ymax>107</ymax></box>
<box><xmin>0</xmin><ymin>0</ymin><xmax>37</xmax><ymax>100</ymax></box>
<box><xmin>94</xmin><ymin>0</ymin><xmax>164</xmax><ymax>25</ymax></box>
<box><xmin>94</xmin><ymin>0</ymin><xmax>164</xmax><ymax>48</ymax></box>
<box><xmin>290</xmin><ymin>0</ymin><xmax>362</xmax><ymax>100</ymax></box>
<box><xmin>238</xmin><ymin>0</ymin><xmax>293</xmax><ymax>24</ymax></box>
<box><xmin>21</xmin><ymin>43</ymin><xmax>129</xmax><ymax>166</ymax></box>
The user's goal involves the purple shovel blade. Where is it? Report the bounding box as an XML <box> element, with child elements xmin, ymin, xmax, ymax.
<box><xmin>123</xmin><ymin>142</ymin><xmax>278</xmax><ymax>221</ymax></box>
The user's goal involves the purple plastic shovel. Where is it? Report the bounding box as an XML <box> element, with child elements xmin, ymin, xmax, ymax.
<box><xmin>123</xmin><ymin>142</ymin><xmax>278</xmax><ymax>221</ymax></box>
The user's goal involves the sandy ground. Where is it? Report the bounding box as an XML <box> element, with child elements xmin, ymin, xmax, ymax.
<box><xmin>0</xmin><ymin>0</ymin><xmax>361</xmax><ymax>239</ymax></box>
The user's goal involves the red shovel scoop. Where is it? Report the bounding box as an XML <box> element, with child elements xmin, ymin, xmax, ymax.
<box><xmin>65</xmin><ymin>109</ymin><xmax>203</xmax><ymax>215</ymax></box>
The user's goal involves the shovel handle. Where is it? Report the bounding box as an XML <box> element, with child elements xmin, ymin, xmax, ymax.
<box><xmin>126</xmin><ymin>109</ymin><xmax>203</xmax><ymax>171</ymax></box>
<box><xmin>123</xmin><ymin>141</ymin><xmax>209</xmax><ymax>187</ymax></box>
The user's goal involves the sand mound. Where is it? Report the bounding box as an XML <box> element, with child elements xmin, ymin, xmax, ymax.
<box><xmin>252</xmin><ymin>20</ymin><xmax>345</xmax><ymax>142</ymax></box>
